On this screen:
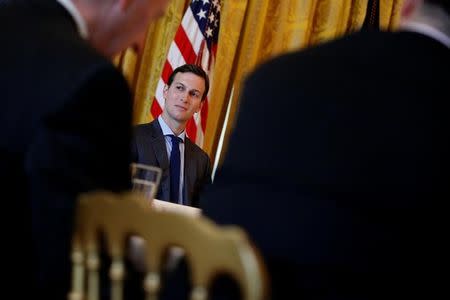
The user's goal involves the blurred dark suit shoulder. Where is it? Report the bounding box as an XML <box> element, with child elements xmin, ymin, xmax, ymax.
<box><xmin>201</xmin><ymin>30</ymin><xmax>449</xmax><ymax>299</ymax></box>
<box><xmin>0</xmin><ymin>1</ymin><xmax>132</xmax><ymax>298</ymax></box>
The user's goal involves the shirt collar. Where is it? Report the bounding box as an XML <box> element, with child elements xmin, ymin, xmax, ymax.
<box><xmin>56</xmin><ymin>0</ymin><xmax>89</xmax><ymax>39</ymax></box>
<box><xmin>401</xmin><ymin>21</ymin><xmax>450</xmax><ymax>48</ymax></box>
<box><xmin>158</xmin><ymin>116</ymin><xmax>186</xmax><ymax>142</ymax></box>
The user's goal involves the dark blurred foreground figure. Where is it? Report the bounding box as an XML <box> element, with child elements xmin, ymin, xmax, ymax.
<box><xmin>0</xmin><ymin>0</ymin><xmax>171</xmax><ymax>298</ymax></box>
<box><xmin>200</xmin><ymin>0</ymin><xmax>449</xmax><ymax>299</ymax></box>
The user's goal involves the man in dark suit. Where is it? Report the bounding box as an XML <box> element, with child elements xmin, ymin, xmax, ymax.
<box><xmin>0</xmin><ymin>0</ymin><xmax>171</xmax><ymax>298</ymax></box>
<box><xmin>131</xmin><ymin>64</ymin><xmax>212</xmax><ymax>207</ymax></box>
<box><xmin>200</xmin><ymin>0</ymin><xmax>449</xmax><ymax>299</ymax></box>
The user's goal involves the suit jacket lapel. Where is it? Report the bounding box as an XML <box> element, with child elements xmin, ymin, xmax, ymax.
<box><xmin>148</xmin><ymin>120</ymin><xmax>169</xmax><ymax>170</ymax></box>
<box><xmin>147</xmin><ymin>121</ymin><xmax>170</xmax><ymax>200</ymax></box>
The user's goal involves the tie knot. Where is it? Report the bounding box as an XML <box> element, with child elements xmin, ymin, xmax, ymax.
<box><xmin>168</xmin><ymin>135</ymin><xmax>182</xmax><ymax>145</ymax></box>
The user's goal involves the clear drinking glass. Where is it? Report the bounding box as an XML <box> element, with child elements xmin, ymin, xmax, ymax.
<box><xmin>130</xmin><ymin>163</ymin><xmax>162</xmax><ymax>200</ymax></box>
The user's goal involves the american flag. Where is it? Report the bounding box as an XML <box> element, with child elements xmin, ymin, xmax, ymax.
<box><xmin>150</xmin><ymin>0</ymin><xmax>221</xmax><ymax>147</ymax></box>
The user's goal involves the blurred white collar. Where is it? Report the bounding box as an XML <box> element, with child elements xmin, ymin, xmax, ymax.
<box><xmin>401</xmin><ymin>21</ymin><xmax>450</xmax><ymax>48</ymax></box>
<box><xmin>56</xmin><ymin>0</ymin><xmax>89</xmax><ymax>39</ymax></box>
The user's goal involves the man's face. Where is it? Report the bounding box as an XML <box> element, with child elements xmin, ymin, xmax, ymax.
<box><xmin>162</xmin><ymin>72</ymin><xmax>205</xmax><ymax>125</ymax></box>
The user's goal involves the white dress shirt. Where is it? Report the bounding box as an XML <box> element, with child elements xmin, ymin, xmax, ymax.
<box><xmin>158</xmin><ymin>116</ymin><xmax>186</xmax><ymax>204</ymax></box>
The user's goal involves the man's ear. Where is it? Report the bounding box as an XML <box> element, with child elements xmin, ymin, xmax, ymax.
<box><xmin>118</xmin><ymin>0</ymin><xmax>132</xmax><ymax>11</ymax></box>
<box><xmin>195</xmin><ymin>100</ymin><xmax>204</xmax><ymax>113</ymax></box>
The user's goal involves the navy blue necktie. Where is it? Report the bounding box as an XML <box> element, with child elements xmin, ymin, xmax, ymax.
<box><xmin>169</xmin><ymin>135</ymin><xmax>181</xmax><ymax>204</ymax></box>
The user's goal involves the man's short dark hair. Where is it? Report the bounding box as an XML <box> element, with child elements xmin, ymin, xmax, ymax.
<box><xmin>167</xmin><ymin>64</ymin><xmax>210</xmax><ymax>101</ymax></box>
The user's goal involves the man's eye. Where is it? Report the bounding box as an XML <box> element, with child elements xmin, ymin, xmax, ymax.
<box><xmin>176</xmin><ymin>85</ymin><xmax>184</xmax><ymax>91</ymax></box>
<box><xmin>190</xmin><ymin>91</ymin><xmax>200</xmax><ymax>98</ymax></box>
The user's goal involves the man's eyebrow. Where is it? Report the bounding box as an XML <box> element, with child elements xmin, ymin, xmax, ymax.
<box><xmin>175</xmin><ymin>81</ymin><xmax>201</xmax><ymax>93</ymax></box>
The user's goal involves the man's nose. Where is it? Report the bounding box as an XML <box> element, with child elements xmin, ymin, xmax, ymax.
<box><xmin>180</xmin><ymin>91</ymin><xmax>190</xmax><ymax>102</ymax></box>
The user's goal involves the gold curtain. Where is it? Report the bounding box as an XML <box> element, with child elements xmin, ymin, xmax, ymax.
<box><xmin>120</xmin><ymin>0</ymin><xmax>404</xmax><ymax>166</ymax></box>
<box><xmin>214</xmin><ymin>0</ymin><xmax>370</xmax><ymax>166</ymax></box>
<box><xmin>380</xmin><ymin>0</ymin><xmax>405</xmax><ymax>31</ymax></box>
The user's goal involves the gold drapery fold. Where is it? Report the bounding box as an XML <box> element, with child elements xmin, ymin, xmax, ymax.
<box><xmin>119</xmin><ymin>0</ymin><xmax>404</xmax><ymax>166</ymax></box>
<box><xmin>380</xmin><ymin>0</ymin><xmax>405</xmax><ymax>31</ymax></box>
<box><xmin>202</xmin><ymin>0</ymin><xmax>248</xmax><ymax>156</ymax></box>
<box><xmin>219</xmin><ymin>0</ymin><xmax>370</xmax><ymax>166</ymax></box>
<box><xmin>347</xmin><ymin>1</ymin><xmax>371</xmax><ymax>32</ymax></box>
<box><xmin>120</xmin><ymin>49</ymin><xmax>139</xmax><ymax>90</ymax></box>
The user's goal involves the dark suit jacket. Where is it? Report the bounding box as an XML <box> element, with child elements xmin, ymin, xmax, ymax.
<box><xmin>131</xmin><ymin>120</ymin><xmax>212</xmax><ymax>207</ymax></box>
<box><xmin>1</xmin><ymin>1</ymin><xmax>132</xmax><ymax>298</ymax></box>
<box><xmin>200</xmin><ymin>30</ymin><xmax>449</xmax><ymax>299</ymax></box>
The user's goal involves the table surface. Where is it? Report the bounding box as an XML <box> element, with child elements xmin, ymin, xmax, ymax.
<box><xmin>151</xmin><ymin>199</ymin><xmax>201</xmax><ymax>217</ymax></box>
